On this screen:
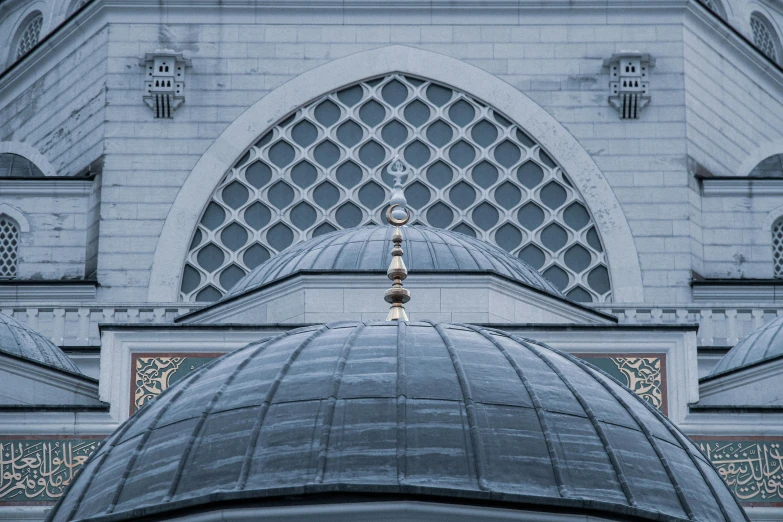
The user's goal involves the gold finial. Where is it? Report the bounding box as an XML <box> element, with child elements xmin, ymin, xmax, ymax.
<box><xmin>384</xmin><ymin>157</ymin><xmax>412</xmax><ymax>321</ymax></box>
<box><xmin>385</xmin><ymin>204</ymin><xmax>411</xmax><ymax>321</ymax></box>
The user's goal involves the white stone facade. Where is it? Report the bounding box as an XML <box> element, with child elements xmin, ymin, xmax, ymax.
<box><xmin>3</xmin><ymin>0</ymin><xmax>783</xmax><ymax>520</ymax></box>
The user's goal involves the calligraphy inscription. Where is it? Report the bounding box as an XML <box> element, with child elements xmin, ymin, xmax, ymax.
<box><xmin>0</xmin><ymin>440</ymin><xmax>100</xmax><ymax>502</ymax></box>
<box><xmin>699</xmin><ymin>440</ymin><xmax>783</xmax><ymax>503</ymax></box>
<box><xmin>578</xmin><ymin>356</ymin><xmax>664</xmax><ymax>412</ymax></box>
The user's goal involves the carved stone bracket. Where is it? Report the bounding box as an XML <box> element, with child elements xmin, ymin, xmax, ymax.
<box><xmin>602</xmin><ymin>51</ymin><xmax>655</xmax><ymax>119</ymax></box>
<box><xmin>140</xmin><ymin>49</ymin><xmax>191</xmax><ymax>119</ymax></box>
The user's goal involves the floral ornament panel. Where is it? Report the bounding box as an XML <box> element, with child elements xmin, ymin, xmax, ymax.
<box><xmin>0</xmin><ymin>439</ymin><xmax>101</xmax><ymax>502</ymax></box>
<box><xmin>132</xmin><ymin>354</ymin><xmax>224</xmax><ymax>413</ymax></box>
<box><xmin>695</xmin><ymin>439</ymin><xmax>783</xmax><ymax>504</ymax></box>
<box><xmin>578</xmin><ymin>355</ymin><xmax>666</xmax><ymax>414</ymax></box>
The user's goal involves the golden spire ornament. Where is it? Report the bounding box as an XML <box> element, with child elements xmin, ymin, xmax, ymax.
<box><xmin>385</xmin><ymin>157</ymin><xmax>411</xmax><ymax>321</ymax></box>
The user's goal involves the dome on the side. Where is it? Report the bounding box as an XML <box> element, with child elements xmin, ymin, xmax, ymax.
<box><xmin>708</xmin><ymin>315</ymin><xmax>783</xmax><ymax>378</ymax></box>
<box><xmin>49</xmin><ymin>322</ymin><xmax>746</xmax><ymax>522</ymax></box>
<box><xmin>0</xmin><ymin>312</ymin><xmax>82</xmax><ymax>374</ymax></box>
<box><xmin>223</xmin><ymin>225</ymin><xmax>562</xmax><ymax>300</ymax></box>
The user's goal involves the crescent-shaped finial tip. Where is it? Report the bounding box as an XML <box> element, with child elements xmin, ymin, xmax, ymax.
<box><xmin>386</xmin><ymin>204</ymin><xmax>411</xmax><ymax>226</ymax></box>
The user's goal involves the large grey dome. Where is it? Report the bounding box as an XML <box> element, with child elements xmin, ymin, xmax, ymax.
<box><xmin>50</xmin><ymin>322</ymin><xmax>746</xmax><ymax>522</ymax></box>
<box><xmin>0</xmin><ymin>312</ymin><xmax>81</xmax><ymax>374</ymax></box>
<box><xmin>707</xmin><ymin>315</ymin><xmax>783</xmax><ymax>378</ymax></box>
<box><xmin>223</xmin><ymin>225</ymin><xmax>562</xmax><ymax>300</ymax></box>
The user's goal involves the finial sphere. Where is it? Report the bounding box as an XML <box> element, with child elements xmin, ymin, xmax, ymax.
<box><xmin>386</xmin><ymin>204</ymin><xmax>411</xmax><ymax>226</ymax></box>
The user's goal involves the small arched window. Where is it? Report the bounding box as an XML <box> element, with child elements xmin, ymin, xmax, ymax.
<box><xmin>67</xmin><ymin>0</ymin><xmax>90</xmax><ymax>15</ymax></box>
<box><xmin>0</xmin><ymin>153</ymin><xmax>45</xmax><ymax>177</ymax></box>
<box><xmin>698</xmin><ymin>0</ymin><xmax>726</xmax><ymax>19</ymax></box>
<box><xmin>13</xmin><ymin>12</ymin><xmax>43</xmax><ymax>61</ymax></box>
<box><xmin>749</xmin><ymin>153</ymin><xmax>783</xmax><ymax>178</ymax></box>
<box><xmin>0</xmin><ymin>216</ymin><xmax>20</xmax><ymax>279</ymax></box>
<box><xmin>774</xmin><ymin>218</ymin><xmax>783</xmax><ymax>278</ymax></box>
<box><xmin>750</xmin><ymin>12</ymin><xmax>781</xmax><ymax>64</ymax></box>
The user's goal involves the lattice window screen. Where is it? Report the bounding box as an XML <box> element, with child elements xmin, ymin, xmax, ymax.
<box><xmin>182</xmin><ymin>74</ymin><xmax>612</xmax><ymax>303</ymax></box>
<box><xmin>0</xmin><ymin>218</ymin><xmax>19</xmax><ymax>279</ymax></box>
<box><xmin>774</xmin><ymin>219</ymin><xmax>783</xmax><ymax>278</ymax></box>
<box><xmin>751</xmin><ymin>14</ymin><xmax>779</xmax><ymax>63</ymax></box>
<box><xmin>15</xmin><ymin>14</ymin><xmax>43</xmax><ymax>60</ymax></box>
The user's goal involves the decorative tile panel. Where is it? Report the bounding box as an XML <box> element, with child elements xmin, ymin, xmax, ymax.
<box><xmin>578</xmin><ymin>355</ymin><xmax>666</xmax><ymax>414</ymax></box>
<box><xmin>694</xmin><ymin>438</ymin><xmax>783</xmax><ymax>505</ymax></box>
<box><xmin>131</xmin><ymin>353</ymin><xmax>224</xmax><ymax>413</ymax></box>
<box><xmin>0</xmin><ymin>438</ymin><xmax>101</xmax><ymax>503</ymax></box>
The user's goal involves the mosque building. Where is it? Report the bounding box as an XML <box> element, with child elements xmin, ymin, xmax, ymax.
<box><xmin>1</xmin><ymin>0</ymin><xmax>783</xmax><ymax>520</ymax></box>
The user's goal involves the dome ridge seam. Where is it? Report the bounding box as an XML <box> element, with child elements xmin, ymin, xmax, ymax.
<box><xmin>429</xmin><ymin>321</ymin><xmax>490</xmax><ymax>492</ymax></box>
<box><xmin>237</xmin><ymin>325</ymin><xmax>330</xmax><ymax>490</ymax></box>
<box><xmin>509</xmin><ymin>333</ymin><xmax>638</xmax><ymax>508</ymax></box>
<box><xmin>463</xmin><ymin>324</ymin><xmax>569</xmax><ymax>498</ymax></box>
<box><xmin>314</xmin><ymin>322</ymin><xmax>366</xmax><ymax>484</ymax></box>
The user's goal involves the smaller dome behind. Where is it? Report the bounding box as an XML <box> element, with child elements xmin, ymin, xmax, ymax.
<box><xmin>223</xmin><ymin>225</ymin><xmax>562</xmax><ymax>301</ymax></box>
<box><xmin>708</xmin><ymin>315</ymin><xmax>783</xmax><ymax>377</ymax></box>
<box><xmin>0</xmin><ymin>312</ymin><xmax>82</xmax><ymax>374</ymax></box>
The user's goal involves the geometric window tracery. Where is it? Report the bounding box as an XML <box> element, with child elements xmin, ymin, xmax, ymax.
<box><xmin>182</xmin><ymin>74</ymin><xmax>611</xmax><ymax>303</ymax></box>
<box><xmin>0</xmin><ymin>217</ymin><xmax>19</xmax><ymax>279</ymax></box>
<box><xmin>14</xmin><ymin>14</ymin><xmax>43</xmax><ymax>61</ymax></box>
<box><xmin>751</xmin><ymin>13</ymin><xmax>780</xmax><ymax>64</ymax></box>
<box><xmin>774</xmin><ymin>218</ymin><xmax>783</xmax><ymax>278</ymax></box>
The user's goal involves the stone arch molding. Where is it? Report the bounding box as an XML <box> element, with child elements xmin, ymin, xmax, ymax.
<box><xmin>0</xmin><ymin>204</ymin><xmax>31</xmax><ymax>233</ymax></box>
<box><xmin>148</xmin><ymin>45</ymin><xmax>644</xmax><ymax>303</ymax></box>
<box><xmin>0</xmin><ymin>141</ymin><xmax>57</xmax><ymax>177</ymax></box>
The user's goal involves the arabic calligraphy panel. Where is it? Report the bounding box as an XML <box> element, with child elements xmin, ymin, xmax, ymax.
<box><xmin>131</xmin><ymin>353</ymin><xmax>224</xmax><ymax>414</ymax></box>
<box><xmin>0</xmin><ymin>439</ymin><xmax>102</xmax><ymax>502</ymax></box>
<box><xmin>577</xmin><ymin>354</ymin><xmax>666</xmax><ymax>414</ymax></box>
<box><xmin>695</xmin><ymin>439</ymin><xmax>783</xmax><ymax>505</ymax></box>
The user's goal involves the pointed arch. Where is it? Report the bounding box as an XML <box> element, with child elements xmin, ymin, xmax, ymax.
<box><xmin>148</xmin><ymin>45</ymin><xmax>643</xmax><ymax>303</ymax></box>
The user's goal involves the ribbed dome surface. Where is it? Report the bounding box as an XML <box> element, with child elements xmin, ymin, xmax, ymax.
<box><xmin>0</xmin><ymin>312</ymin><xmax>81</xmax><ymax>374</ymax></box>
<box><xmin>223</xmin><ymin>225</ymin><xmax>562</xmax><ymax>299</ymax></box>
<box><xmin>708</xmin><ymin>315</ymin><xmax>783</xmax><ymax>377</ymax></box>
<box><xmin>50</xmin><ymin>322</ymin><xmax>746</xmax><ymax>522</ymax></box>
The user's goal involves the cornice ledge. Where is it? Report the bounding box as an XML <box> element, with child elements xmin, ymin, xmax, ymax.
<box><xmin>0</xmin><ymin>178</ymin><xmax>94</xmax><ymax>196</ymax></box>
<box><xmin>701</xmin><ymin>177</ymin><xmax>783</xmax><ymax>196</ymax></box>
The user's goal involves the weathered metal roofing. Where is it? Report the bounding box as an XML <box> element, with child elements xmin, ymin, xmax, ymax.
<box><xmin>223</xmin><ymin>225</ymin><xmax>563</xmax><ymax>299</ymax></box>
<box><xmin>0</xmin><ymin>311</ymin><xmax>81</xmax><ymax>374</ymax></box>
<box><xmin>707</xmin><ymin>315</ymin><xmax>783</xmax><ymax>378</ymax></box>
<box><xmin>49</xmin><ymin>322</ymin><xmax>747</xmax><ymax>522</ymax></box>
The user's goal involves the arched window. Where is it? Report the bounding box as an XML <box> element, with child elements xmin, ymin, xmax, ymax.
<box><xmin>0</xmin><ymin>217</ymin><xmax>20</xmax><ymax>279</ymax></box>
<box><xmin>0</xmin><ymin>153</ymin><xmax>45</xmax><ymax>177</ymax></box>
<box><xmin>182</xmin><ymin>74</ymin><xmax>612</xmax><ymax>303</ymax></box>
<box><xmin>749</xmin><ymin>153</ymin><xmax>783</xmax><ymax>178</ymax></box>
<box><xmin>774</xmin><ymin>218</ymin><xmax>783</xmax><ymax>278</ymax></box>
<box><xmin>698</xmin><ymin>0</ymin><xmax>726</xmax><ymax>19</ymax></box>
<box><xmin>750</xmin><ymin>12</ymin><xmax>781</xmax><ymax>64</ymax></box>
<box><xmin>12</xmin><ymin>12</ymin><xmax>43</xmax><ymax>62</ymax></box>
<box><xmin>67</xmin><ymin>0</ymin><xmax>90</xmax><ymax>15</ymax></box>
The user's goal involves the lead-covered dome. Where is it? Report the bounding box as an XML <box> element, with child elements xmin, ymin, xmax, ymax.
<box><xmin>707</xmin><ymin>315</ymin><xmax>783</xmax><ymax>378</ymax></box>
<box><xmin>223</xmin><ymin>225</ymin><xmax>562</xmax><ymax>300</ymax></box>
<box><xmin>0</xmin><ymin>312</ymin><xmax>81</xmax><ymax>374</ymax></box>
<box><xmin>50</xmin><ymin>322</ymin><xmax>746</xmax><ymax>522</ymax></box>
